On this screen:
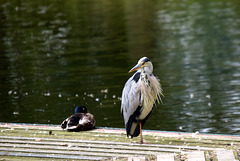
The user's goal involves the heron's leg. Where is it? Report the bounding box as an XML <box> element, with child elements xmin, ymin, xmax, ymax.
<box><xmin>139</xmin><ymin>121</ymin><xmax>143</xmax><ymax>144</ymax></box>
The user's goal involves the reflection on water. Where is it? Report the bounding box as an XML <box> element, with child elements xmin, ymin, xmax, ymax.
<box><xmin>0</xmin><ymin>0</ymin><xmax>240</xmax><ymax>135</ymax></box>
<box><xmin>156</xmin><ymin>1</ymin><xmax>240</xmax><ymax>134</ymax></box>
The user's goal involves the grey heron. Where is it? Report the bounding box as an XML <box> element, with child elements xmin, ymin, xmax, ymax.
<box><xmin>61</xmin><ymin>106</ymin><xmax>96</xmax><ymax>131</ymax></box>
<box><xmin>121</xmin><ymin>57</ymin><xmax>163</xmax><ymax>143</ymax></box>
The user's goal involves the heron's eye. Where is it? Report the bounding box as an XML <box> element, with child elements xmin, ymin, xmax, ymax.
<box><xmin>142</xmin><ymin>62</ymin><xmax>145</xmax><ymax>65</ymax></box>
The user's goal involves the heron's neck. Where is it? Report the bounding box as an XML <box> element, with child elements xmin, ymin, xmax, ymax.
<box><xmin>140</xmin><ymin>67</ymin><xmax>152</xmax><ymax>88</ymax></box>
<box><xmin>141</xmin><ymin>67</ymin><xmax>152</xmax><ymax>75</ymax></box>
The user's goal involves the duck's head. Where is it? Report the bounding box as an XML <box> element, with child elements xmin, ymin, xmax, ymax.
<box><xmin>74</xmin><ymin>105</ymin><xmax>87</xmax><ymax>114</ymax></box>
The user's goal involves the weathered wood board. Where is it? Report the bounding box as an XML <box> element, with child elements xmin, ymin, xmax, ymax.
<box><xmin>0</xmin><ymin>123</ymin><xmax>239</xmax><ymax>160</ymax></box>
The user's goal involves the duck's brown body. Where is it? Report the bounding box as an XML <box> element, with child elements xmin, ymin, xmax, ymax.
<box><xmin>61</xmin><ymin>106</ymin><xmax>95</xmax><ymax>131</ymax></box>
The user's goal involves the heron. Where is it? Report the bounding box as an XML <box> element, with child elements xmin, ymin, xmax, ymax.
<box><xmin>121</xmin><ymin>57</ymin><xmax>163</xmax><ymax>144</ymax></box>
<box><xmin>61</xmin><ymin>105</ymin><xmax>96</xmax><ymax>131</ymax></box>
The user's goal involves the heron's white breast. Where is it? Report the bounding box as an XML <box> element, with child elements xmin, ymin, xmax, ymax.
<box><xmin>138</xmin><ymin>73</ymin><xmax>161</xmax><ymax>120</ymax></box>
<box><xmin>138</xmin><ymin>105</ymin><xmax>153</xmax><ymax>120</ymax></box>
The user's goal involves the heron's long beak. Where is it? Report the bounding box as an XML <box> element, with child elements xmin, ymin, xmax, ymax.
<box><xmin>129</xmin><ymin>64</ymin><xmax>141</xmax><ymax>73</ymax></box>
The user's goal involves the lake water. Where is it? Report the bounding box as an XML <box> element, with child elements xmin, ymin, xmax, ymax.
<box><xmin>1</xmin><ymin>0</ymin><xmax>240</xmax><ymax>135</ymax></box>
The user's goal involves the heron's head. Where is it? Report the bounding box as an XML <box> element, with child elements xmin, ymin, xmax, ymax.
<box><xmin>74</xmin><ymin>105</ymin><xmax>87</xmax><ymax>114</ymax></box>
<box><xmin>129</xmin><ymin>57</ymin><xmax>153</xmax><ymax>73</ymax></box>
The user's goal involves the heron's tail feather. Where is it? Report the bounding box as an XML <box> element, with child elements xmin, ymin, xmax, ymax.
<box><xmin>126</xmin><ymin>110</ymin><xmax>152</xmax><ymax>138</ymax></box>
<box><xmin>126</xmin><ymin>116</ymin><xmax>140</xmax><ymax>137</ymax></box>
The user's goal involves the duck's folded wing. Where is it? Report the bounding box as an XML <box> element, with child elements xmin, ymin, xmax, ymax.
<box><xmin>79</xmin><ymin>113</ymin><xmax>96</xmax><ymax>128</ymax></box>
<box><xmin>61</xmin><ymin>114</ymin><xmax>80</xmax><ymax>129</ymax></box>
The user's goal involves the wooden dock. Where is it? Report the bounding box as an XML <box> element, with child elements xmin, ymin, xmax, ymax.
<box><xmin>0</xmin><ymin>123</ymin><xmax>239</xmax><ymax>160</ymax></box>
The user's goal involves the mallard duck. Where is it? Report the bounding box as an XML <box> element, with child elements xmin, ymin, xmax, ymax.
<box><xmin>61</xmin><ymin>105</ymin><xmax>96</xmax><ymax>131</ymax></box>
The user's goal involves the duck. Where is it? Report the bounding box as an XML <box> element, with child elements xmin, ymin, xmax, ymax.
<box><xmin>61</xmin><ymin>105</ymin><xmax>96</xmax><ymax>131</ymax></box>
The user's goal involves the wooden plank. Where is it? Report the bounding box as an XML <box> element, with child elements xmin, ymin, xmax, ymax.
<box><xmin>1</xmin><ymin>123</ymin><xmax>240</xmax><ymax>142</ymax></box>
<box><xmin>0</xmin><ymin>139</ymin><xmax>182</xmax><ymax>153</ymax></box>
<box><xmin>0</xmin><ymin>140</ymin><xmax>180</xmax><ymax>155</ymax></box>
<box><xmin>0</xmin><ymin>136</ymin><xmax>220</xmax><ymax>151</ymax></box>
<box><xmin>187</xmin><ymin>151</ymin><xmax>205</xmax><ymax>161</ymax></box>
<box><xmin>1</xmin><ymin>123</ymin><xmax>240</xmax><ymax>161</ymax></box>
<box><xmin>157</xmin><ymin>153</ymin><xmax>175</xmax><ymax>161</ymax></box>
<box><xmin>0</xmin><ymin>152</ymin><xmax>106</xmax><ymax>160</ymax></box>
<box><xmin>2</xmin><ymin>123</ymin><xmax>240</xmax><ymax>144</ymax></box>
<box><xmin>0</xmin><ymin>147</ymin><xmax>131</xmax><ymax>158</ymax></box>
<box><xmin>216</xmin><ymin>150</ymin><xmax>236</xmax><ymax>161</ymax></box>
<box><xmin>128</xmin><ymin>156</ymin><xmax>146</xmax><ymax>161</ymax></box>
<box><xmin>0</xmin><ymin>145</ymin><xmax>158</xmax><ymax>157</ymax></box>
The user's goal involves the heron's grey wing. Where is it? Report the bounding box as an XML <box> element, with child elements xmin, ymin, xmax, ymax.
<box><xmin>121</xmin><ymin>72</ymin><xmax>141</xmax><ymax>127</ymax></box>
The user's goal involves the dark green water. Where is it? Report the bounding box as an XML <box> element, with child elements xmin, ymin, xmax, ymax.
<box><xmin>1</xmin><ymin>0</ymin><xmax>240</xmax><ymax>134</ymax></box>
